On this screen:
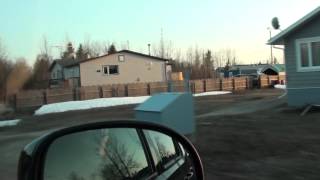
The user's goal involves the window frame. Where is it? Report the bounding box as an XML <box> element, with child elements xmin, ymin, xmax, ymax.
<box><xmin>137</xmin><ymin>129</ymin><xmax>159</xmax><ymax>179</ymax></box>
<box><xmin>296</xmin><ymin>36</ymin><xmax>320</xmax><ymax>72</ymax></box>
<box><xmin>102</xmin><ymin>65</ymin><xmax>119</xmax><ymax>76</ymax></box>
<box><xmin>108</xmin><ymin>65</ymin><xmax>119</xmax><ymax>75</ymax></box>
<box><xmin>142</xmin><ymin>130</ymin><xmax>183</xmax><ymax>174</ymax></box>
<box><xmin>118</xmin><ymin>55</ymin><xmax>125</xmax><ymax>62</ymax></box>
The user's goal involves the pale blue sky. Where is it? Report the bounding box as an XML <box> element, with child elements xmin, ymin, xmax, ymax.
<box><xmin>0</xmin><ymin>0</ymin><xmax>319</xmax><ymax>64</ymax></box>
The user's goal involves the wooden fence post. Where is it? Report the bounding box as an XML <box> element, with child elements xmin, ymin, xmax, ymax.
<box><xmin>245</xmin><ymin>77</ymin><xmax>248</xmax><ymax>89</ymax></box>
<box><xmin>203</xmin><ymin>80</ymin><xmax>206</xmax><ymax>92</ymax></box>
<box><xmin>13</xmin><ymin>94</ymin><xmax>17</xmax><ymax>111</ymax></box>
<box><xmin>43</xmin><ymin>91</ymin><xmax>47</xmax><ymax>104</ymax></box>
<box><xmin>232</xmin><ymin>78</ymin><xmax>236</xmax><ymax>91</ymax></box>
<box><xmin>192</xmin><ymin>82</ymin><xmax>196</xmax><ymax>94</ymax></box>
<box><xmin>125</xmin><ymin>85</ymin><xmax>129</xmax><ymax>97</ymax></box>
<box><xmin>167</xmin><ymin>81</ymin><xmax>172</xmax><ymax>92</ymax></box>
<box><xmin>73</xmin><ymin>88</ymin><xmax>77</xmax><ymax>101</ymax></box>
<box><xmin>98</xmin><ymin>86</ymin><xmax>103</xmax><ymax>98</ymax></box>
<box><xmin>147</xmin><ymin>83</ymin><xmax>151</xmax><ymax>95</ymax></box>
<box><xmin>219</xmin><ymin>79</ymin><xmax>223</xmax><ymax>91</ymax></box>
<box><xmin>258</xmin><ymin>76</ymin><xmax>262</xmax><ymax>88</ymax></box>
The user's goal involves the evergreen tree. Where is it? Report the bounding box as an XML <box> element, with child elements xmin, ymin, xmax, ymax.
<box><xmin>61</xmin><ymin>42</ymin><xmax>75</xmax><ymax>59</ymax></box>
<box><xmin>76</xmin><ymin>44</ymin><xmax>87</xmax><ymax>60</ymax></box>
<box><xmin>107</xmin><ymin>44</ymin><xmax>117</xmax><ymax>54</ymax></box>
<box><xmin>203</xmin><ymin>50</ymin><xmax>213</xmax><ymax>78</ymax></box>
<box><xmin>224</xmin><ymin>58</ymin><xmax>231</xmax><ymax>71</ymax></box>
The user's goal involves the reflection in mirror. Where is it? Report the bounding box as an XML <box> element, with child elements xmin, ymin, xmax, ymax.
<box><xmin>44</xmin><ymin>128</ymin><xmax>152</xmax><ymax>180</ymax></box>
<box><xmin>143</xmin><ymin>130</ymin><xmax>178</xmax><ymax>168</ymax></box>
<box><xmin>143</xmin><ymin>130</ymin><xmax>197</xmax><ymax>180</ymax></box>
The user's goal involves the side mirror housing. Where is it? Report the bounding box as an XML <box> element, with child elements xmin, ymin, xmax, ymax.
<box><xmin>18</xmin><ymin>120</ymin><xmax>204</xmax><ymax>180</ymax></box>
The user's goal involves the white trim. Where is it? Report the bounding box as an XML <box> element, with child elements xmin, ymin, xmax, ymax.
<box><xmin>118</xmin><ymin>54</ymin><xmax>125</xmax><ymax>62</ymax></box>
<box><xmin>287</xmin><ymin>87</ymin><xmax>320</xmax><ymax>90</ymax></box>
<box><xmin>295</xmin><ymin>36</ymin><xmax>320</xmax><ymax>72</ymax></box>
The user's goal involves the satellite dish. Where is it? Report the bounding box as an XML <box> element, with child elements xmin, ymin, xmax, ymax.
<box><xmin>272</xmin><ymin>17</ymin><xmax>280</xmax><ymax>30</ymax></box>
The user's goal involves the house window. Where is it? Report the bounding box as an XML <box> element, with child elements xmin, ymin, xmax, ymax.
<box><xmin>300</xmin><ymin>43</ymin><xmax>309</xmax><ymax>67</ymax></box>
<box><xmin>311</xmin><ymin>42</ymin><xmax>320</xmax><ymax>66</ymax></box>
<box><xmin>296</xmin><ymin>37</ymin><xmax>320</xmax><ymax>72</ymax></box>
<box><xmin>118</xmin><ymin>55</ymin><xmax>125</xmax><ymax>62</ymax></box>
<box><xmin>109</xmin><ymin>65</ymin><xmax>119</xmax><ymax>74</ymax></box>
<box><xmin>103</xmin><ymin>65</ymin><xmax>119</xmax><ymax>75</ymax></box>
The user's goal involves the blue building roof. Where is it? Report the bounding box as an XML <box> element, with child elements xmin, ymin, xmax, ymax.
<box><xmin>135</xmin><ymin>93</ymin><xmax>184</xmax><ymax>112</ymax></box>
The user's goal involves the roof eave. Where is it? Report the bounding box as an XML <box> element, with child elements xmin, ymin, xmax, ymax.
<box><xmin>267</xmin><ymin>38</ymin><xmax>285</xmax><ymax>45</ymax></box>
<box><xmin>268</xmin><ymin>6</ymin><xmax>320</xmax><ymax>45</ymax></box>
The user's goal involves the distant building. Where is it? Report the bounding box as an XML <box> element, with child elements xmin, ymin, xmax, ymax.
<box><xmin>79</xmin><ymin>50</ymin><xmax>172</xmax><ymax>86</ymax></box>
<box><xmin>269</xmin><ymin>6</ymin><xmax>320</xmax><ymax>107</ymax></box>
<box><xmin>49</xmin><ymin>58</ymin><xmax>81</xmax><ymax>88</ymax></box>
<box><xmin>217</xmin><ymin>64</ymin><xmax>285</xmax><ymax>78</ymax></box>
<box><xmin>49</xmin><ymin>50</ymin><xmax>172</xmax><ymax>88</ymax></box>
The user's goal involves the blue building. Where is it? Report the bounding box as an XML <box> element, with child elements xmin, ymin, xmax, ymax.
<box><xmin>269</xmin><ymin>6</ymin><xmax>320</xmax><ymax>107</ymax></box>
<box><xmin>219</xmin><ymin>64</ymin><xmax>285</xmax><ymax>78</ymax></box>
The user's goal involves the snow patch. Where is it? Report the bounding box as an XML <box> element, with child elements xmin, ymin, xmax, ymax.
<box><xmin>0</xmin><ymin>119</ymin><xmax>21</xmax><ymax>127</ymax></box>
<box><xmin>274</xmin><ymin>84</ymin><xmax>286</xmax><ymax>89</ymax></box>
<box><xmin>35</xmin><ymin>91</ymin><xmax>231</xmax><ymax>115</ymax></box>
<box><xmin>193</xmin><ymin>91</ymin><xmax>231</xmax><ymax>97</ymax></box>
<box><xmin>35</xmin><ymin>96</ymin><xmax>151</xmax><ymax>115</ymax></box>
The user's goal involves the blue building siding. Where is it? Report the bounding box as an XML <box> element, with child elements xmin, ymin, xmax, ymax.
<box><xmin>287</xmin><ymin>88</ymin><xmax>320</xmax><ymax>107</ymax></box>
<box><xmin>284</xmin><ymin>14</ymin><xmax>320</xmax><ymax>106</ymax></box>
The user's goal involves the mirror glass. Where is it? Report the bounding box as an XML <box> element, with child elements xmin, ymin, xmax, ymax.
<box><xmin>44</xmin><ymin>128</ymin><xmax>196</xmax><ymax>180</ymax></box>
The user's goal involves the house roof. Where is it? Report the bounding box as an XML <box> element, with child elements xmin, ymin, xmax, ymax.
<box><xmin>135</xmin><ymin>93</ymin><xmax>182</xmax><ymax>112</ymax></box>
<box><xmin>229</xmin><ymin>64</ymin><xmax>268</xmax><ymax>71</ymax></box>
<box><xmin>268</xmin><ymin>6</ymin><xmax>320</xmax><ymax>45</ymax></box>
<box><xmin>49</xmin><ymin>58</ymin><xmax>81</xmax><ymax>70</ymax></box>
<box><xmin>223</xmin><ymin>64</ymin><xmax>285</xmax><ymax>74</ymax></box>
<box><xmin>261</xmin><ymin>64</ymin><xmax>286</xmax><ymax>73</ymax></box>
<box><xmin>79</xmin><ymin>50</ymin><xmax>170</xmax><ymax>64</ymax></box>
<box><xmin>49</xmin><ymin>50</ymin><xmax>170</xmax><ymax>71</ymax></box>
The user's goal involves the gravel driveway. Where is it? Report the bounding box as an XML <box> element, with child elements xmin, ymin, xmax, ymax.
<box><xmin>3</xmin><ymin>89</ymin><xmax>316</xmax><ymax>180</ymax></box>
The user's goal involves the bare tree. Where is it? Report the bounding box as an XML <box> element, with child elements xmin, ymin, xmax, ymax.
<box><xmin>186</xmin><ymin>47</ymin><xmax>193</xmax><ymax>65</ymax></box>
<box><xmin>97</xmin><ymin>132</ymin><xmax>142</xmax><ymax>180</ymax></box>
<box><xmin>68</xmin><ymin>172</ymin><xmax>85</xmax><ymax>180</ymax></box>
<box><xmin>194</xmin><ymin>46</ymin><xmax>201</xmax><ymax>68</ymax></box>
<box><xmin>0</xmin><ymin>40</ymin><xmax>13</xmax><ymax>101</ymax></box>
<box><xmin>39</xmin><ymin>35</ymin><xmax>51</xmax><ymax>58</ymax></box>
<box><xmin>152</xmin><ymin>29</ymin><xmax>174</xmax><ymax>59</ymax></box>
<box><xmin>171</xmin><ymin>49</ymin><xmax>184</xmax><ymax>72</ymax></box>
<box><xmin>0</xmin><ymin>38</ymin><xmax>7</xmax><ymax>60</ymax></box>
<box><xmin>6</xmin><ymin>58</ymin><xmax>32</xmax><ymax>95</ymax></box>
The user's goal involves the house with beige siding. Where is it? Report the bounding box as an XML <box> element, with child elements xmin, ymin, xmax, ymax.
<box><xmin>79</xmin><ymin>50</ymin><xmax>172</xmax><ymax>86</ymax></box>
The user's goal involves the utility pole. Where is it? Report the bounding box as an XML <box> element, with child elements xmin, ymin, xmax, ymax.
<box><xmin>148</xmin><ymin>44</ymin><xmax>151</xmax><ymax>55</ymax></box>
<box><xmin>267</xmin><ymin>27</ymin><xmax>273</xmax><ymax>64</ymax></box>
<box><xmin>160</xmin><ymin>28</ymin><xmax>164</xmax><ymax>58</ymax></box>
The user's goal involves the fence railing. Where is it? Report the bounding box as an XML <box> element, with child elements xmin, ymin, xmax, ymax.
<box><xmin>259</xmin><ymin>75</ymin><xmax>286</xmax><ymax>88</ymax></box>
<box><xmin>9</xmin><ymin>75</ymin><xmax>286</xmax><ymax>110</ymax></box>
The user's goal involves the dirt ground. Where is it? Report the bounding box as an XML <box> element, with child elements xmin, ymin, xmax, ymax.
<box><xmin>1</xmin><ymin>88</ymin><xmax>320</xmax><ymax>180</ymax></box>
